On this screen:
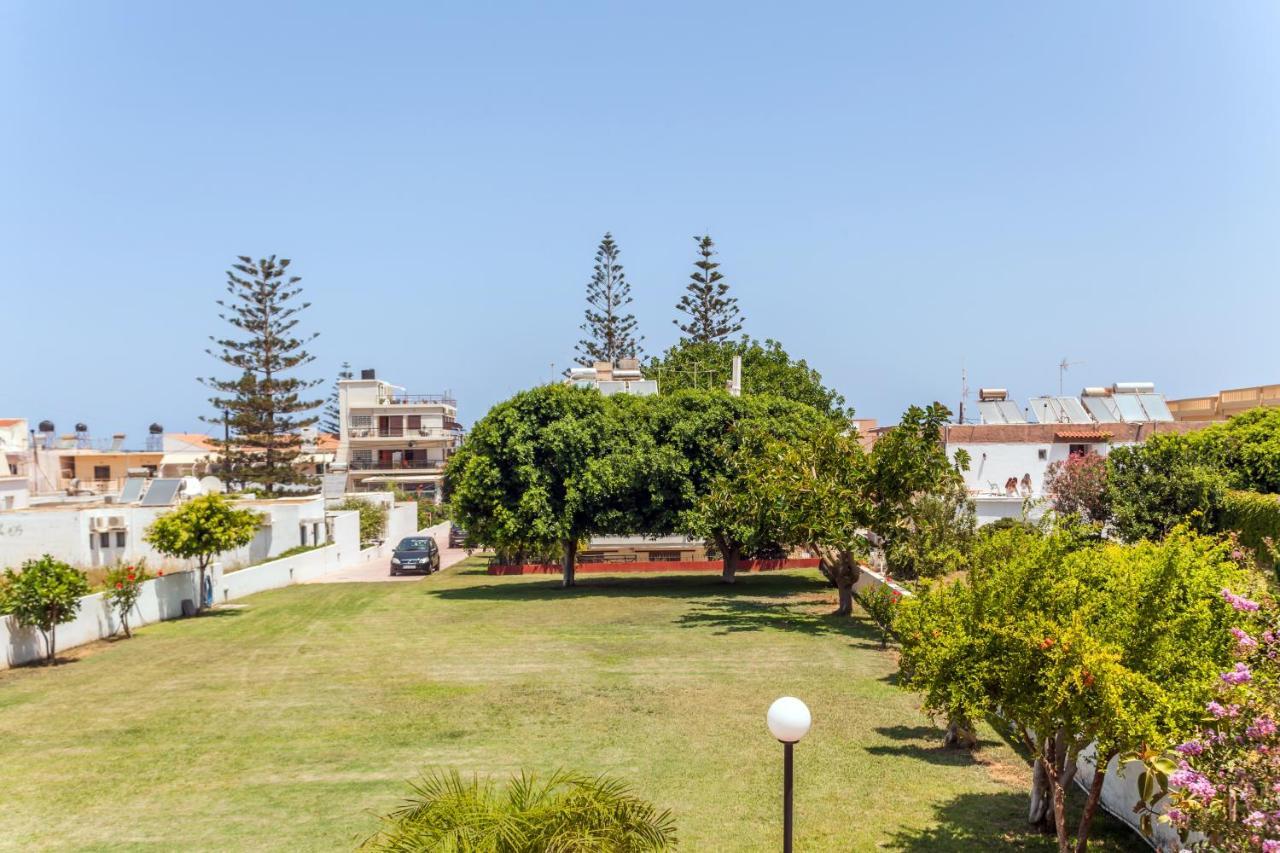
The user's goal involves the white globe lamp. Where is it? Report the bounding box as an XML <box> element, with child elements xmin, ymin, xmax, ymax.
<box><xmin>767</xmin><ymin>696</ymin><xmax>812</xmax><ymax>743</ymax></box>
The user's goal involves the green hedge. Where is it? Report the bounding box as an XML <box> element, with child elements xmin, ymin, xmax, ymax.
<box><xmin>1220</xmin><ymin>489</ymin><xmax>1280</xmax><ymax>572</ymax></box>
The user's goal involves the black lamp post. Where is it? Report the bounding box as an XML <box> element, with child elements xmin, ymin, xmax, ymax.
<box><xmin>767</xmin><ymin>696</ymin><xmax>812</xmax><ymax>853</ymax></box>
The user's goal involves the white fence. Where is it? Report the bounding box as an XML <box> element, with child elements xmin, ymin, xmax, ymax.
<box><xmin>851</xmin><ymin>565</ymin><xmax>1175</xmax><ymax>851</ymax></box>
<box><xmin>1</xmin><ymin>500</ymin><xmax>421</xmax><ymax>671</ymax></box>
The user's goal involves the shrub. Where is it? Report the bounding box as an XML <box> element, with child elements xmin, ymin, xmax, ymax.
<box><xmin>334</xmin><ymin>497</ymin><xmax>388</xmax><ymax>545</ymax></box>
<box><xmin>0</xmin><ymin>555</ymin><xmax>92</xmax><ymax>665</ymax></box>
<box><xmin>856</xmin><ymin>582</ymin><xmax>903</xmax><ymax>647</ymax></box>
<box><xmin>362</xmin><ymin>768</ymin><xmax>677</xmax><ymax>851</ymax></box>
<box><xmin>144</xmin><ymin>494</ymin><xmax>262</xmax><ymax>613</ymax></box>
<box><xmin>1107</xmin><ymin>437</ymin><xmax>1228</xmax><ymax>542</ymax></box>
<box><xmin>1220</xmin><ymin>489</ymin><xmax>1280</xmax><ymax>577</ymax></box>
<box><xmin>103</xmin><ymin>559</ymin><xmax>152</xmax><ymax>638</ymax></box>
<box><xmin>1043</xmin><ymin>449</ymin><xmax>1109</xmax><ymax>523</ymax></box>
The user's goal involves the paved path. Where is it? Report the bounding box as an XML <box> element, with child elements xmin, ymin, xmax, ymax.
<box><xmin>307</xmin><ymin>521</ymin><xmax>471</xmax><ymax>584</ymax></box>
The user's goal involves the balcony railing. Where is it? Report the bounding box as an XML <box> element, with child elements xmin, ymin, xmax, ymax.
<box><xmin>375</xmin><ymin>394</ymin><xmax>457</xmax><ymax>406</ymax></box>
<box><xmin>347</xmin><ymin>427</ymin><xmax>463</xmax><ymax>440</ymax></box>
<box><xmin>348</xmin><ymin>458</ymin><xmax>446</xmax><ymax>471</ymax></box>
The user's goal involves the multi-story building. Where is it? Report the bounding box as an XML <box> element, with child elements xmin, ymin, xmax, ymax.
<box><xmin>1167</xmin><ymin>383</ymin><xmax>1280</xmax><ymax>422</ymax></box>
<box><xmin>565</xmin><ymin>358</ymin><xmax>658</xmax><ymax>396</ymax></box>
<box><xmin>334</xmin><ymin>370</ymin><xmax>461</xmax><ymax>501</ymax></box>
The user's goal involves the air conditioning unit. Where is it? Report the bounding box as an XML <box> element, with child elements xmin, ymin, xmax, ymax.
<box><xmin>108</xmin><ymin>516</ymin><xmax>126</xmax><ymax>529</ymax></box>
<box><xmin>91</xmin><ymin>517</ymin><xmax>110</xmax><ymax>531</ymax></box>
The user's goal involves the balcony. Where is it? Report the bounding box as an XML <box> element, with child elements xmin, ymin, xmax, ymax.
<box><xmin>348</xmin><ymin>457</ymin><xmax>447</xmax><ymax>472</ymax></box>
<box><xmin>373</xmin><ymin>393</ymin><xmax>456</xmax><ymax>407</ymax></box>
<box><xmin>347</xmin><ymin>426</ymin><xmax>463</xmax><ymax>441</ymax></box>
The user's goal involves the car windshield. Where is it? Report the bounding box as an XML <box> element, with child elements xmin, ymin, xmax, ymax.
<box><xmin>398</xmin><ymin>538</ymin><xmax>431</xmax><ymax>550</ymax></box>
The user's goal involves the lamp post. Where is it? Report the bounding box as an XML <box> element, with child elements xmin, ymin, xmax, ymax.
<box><xmin>767</xmin><ymin>696</ymin><xmax>811</xmax><ymax>853</ymax></box>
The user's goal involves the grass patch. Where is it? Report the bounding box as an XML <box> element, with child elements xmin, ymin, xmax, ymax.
<box><xmin>0</xmin><ymin>560</ymin><xmax>1143</xmax><ymax>851</ymax></box>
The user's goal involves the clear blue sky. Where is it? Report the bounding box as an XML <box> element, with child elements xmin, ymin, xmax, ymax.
<box><xmin>3</xmin><ymin>2</ymin><xmax>1278</xmax><ymax>441</ymax></box>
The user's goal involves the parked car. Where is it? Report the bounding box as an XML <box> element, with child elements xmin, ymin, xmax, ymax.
<box><xmin>448</xmin><ymin>524</ymin><xmax>468</xmax><ymax>549</ymax></box>
<box><xmin>390</xmin><ymin>535</ymin><xmax>440</xmax><ymax>576</ymax></box>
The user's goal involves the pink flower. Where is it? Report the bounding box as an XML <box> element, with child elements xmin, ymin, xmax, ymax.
<box><xmin>1207</xmin><ymin>700</ymin><xmax>1238</xmax><ymax>718</ymax></box>
<box><xmin>1246</xmin><ymin>811</ymin><xmax>1268</xmax><ymax>829</ymax></box>
<box><xmin>1262</xmin><ymin>841</ymin><xmax>1280</xmax><ymax>853</ymax></box>
<box><xmin>1169</xmin><ymin>763</ymin><xmax>1216</xmax><ymax>801</ymax></box>
<box><xmin>1222</xmin><ymin>588</ymin><xmax>1260</xmax><ymax>612</ymax></box>
<box><xmin>1248</xmin><ymin>717</ymin><xmax>1278</xmax><ymax>740</ymax></box>
<box><xmin>1221</xmin><ymin>663</ymin><xmax>1253</xmax><ymax>686</ymax></box>
<box><xmin>1232</xmin><ymin>627</ymin><xmax>1260</xmax><ymax>652</ymax></box>
<box><xmin>1175</xmin><ymin>740</ymin><xmax>1205</xmax><ymax>756</ymax></box>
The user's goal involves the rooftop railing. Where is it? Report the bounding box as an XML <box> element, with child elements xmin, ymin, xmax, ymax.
<box><xmin>375</xmin><ymin>394</ymin><xmax>456</xmax><ymax>407</ymax></box>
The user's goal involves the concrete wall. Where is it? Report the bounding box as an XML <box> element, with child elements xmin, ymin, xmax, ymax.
<box><xmin>0</xmin><ymin>495</ymin><xmax>329</xmax><ymax>572</ymax></box>
<box><xmin>0</xmin><ymin>508</ymin><xmax>364</xmax><ymax>671</ymax></box>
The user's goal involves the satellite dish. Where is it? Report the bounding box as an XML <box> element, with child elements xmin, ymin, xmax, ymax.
<box><xmin>199</xmin><ymin>476</ymin><xmax>226</xmax><ymax>494</ymax></box>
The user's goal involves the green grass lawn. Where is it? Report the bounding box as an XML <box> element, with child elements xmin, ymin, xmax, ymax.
<box><xmin>0</xmin><ymin>560</ymin><xmax>1143</xmax><ymax>851</ymax></box>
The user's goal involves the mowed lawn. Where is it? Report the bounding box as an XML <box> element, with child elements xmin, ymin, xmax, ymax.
<box><xmin>0</xmin><ymin>559</ymin><xmax>1142</xmax><ymax>852</ymax></box>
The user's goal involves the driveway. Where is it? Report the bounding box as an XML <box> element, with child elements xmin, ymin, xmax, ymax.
<box><xmin>307</xmin><ymin>522</ymin><xmax>471</xmax><ymax>584</ymax></box>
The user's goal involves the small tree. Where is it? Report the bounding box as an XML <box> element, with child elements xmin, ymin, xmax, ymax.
<box><xmin>144</xmin><ymin>495</ymin><xmax>261</xmax><ymax>612</ymax></box>
<box><xmin>0</xmin><ymin>555</ymin><xmax>91</xmax><ymax>665</ymax></box>
<box><xmin>1107</xmin><ymin>435</ymin><xmax>1227</xmax><ymax>543</ymax></box>
<box><xmin>103</xmin><ymin>560</ymin><xmax>153</xmax><ymax>638</ymax></box>
<box><xmin>673</xmin><ymin>235</ymin><xmax>742</xmax><ymax>343</ymax></box>
<box><xmin>1044</xmin><ymin>450</ymin><xmax>1110</xmax><ymax>524</ymax></box>
<box><xmin>334</xmin><ymin>497</ymin><xmax>388</xmax><ymax>545</ymax></box>
<box><xmin>575</xmin><ymin>233</ymin><xmax>642</xmax><ymax>366</ymax></box>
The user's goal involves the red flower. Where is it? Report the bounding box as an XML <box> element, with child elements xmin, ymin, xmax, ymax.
<box><xmin>157</xmin><ymin>570</ymin><xmax>164</xmax><ymax>576</ymax></box>
<box><xmin>1082</xmin><ymin>670</ymin><xmax>1095</xmax><ymax>687</ymax></box>
<box><xmin>1040</xmin><ymin>637</ymin><xmax>1055</xmax><ymax>650</ymax></box>
<box><xmin>115</xmin><ymin>582</ymin><xmax>123</xmax><ymax>589</ymax></box>
<box><xmin>127</xmin><ymin>574</ymin><xmax>136</xmax><ymax>582</ymax></box>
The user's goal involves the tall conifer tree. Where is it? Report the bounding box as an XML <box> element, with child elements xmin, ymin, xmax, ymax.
<box><xmin>673</xmin><ymin>234</ymin><xmax>743</xmax><ymax>343</ymax></box>
<box><xmin>321</xmin><ymin>361</ymin><xmax>353</xmax><ymax>435</ymax></box>
<box><xmin>202</xmin><ymin>255</ymin><xmax>323</xmax><ymax>493</ymax></box>
<box><xmin>575</xmin><ymin>233</ymin><xmax>642</xmax><ymax>366</ymax></box>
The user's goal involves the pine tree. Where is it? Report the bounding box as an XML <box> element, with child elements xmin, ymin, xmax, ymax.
<box><xmin>202</xmin><ymin>255</ymin><xmax>324</xmax><ymax>494</ymax></box>
<box><xmin>321</xmin><ymin>361</ymin><xmax>353</xmax><ymax>435</ymax></box>
<box><xmin>673</xmin><ymin>234</ymin><xmax>743</xmax><ymax>343</ymax></box>
<box><xmin>575</xmin><ymin>233</ymin><xmax>642</xmax><ymax>366</ymax></box>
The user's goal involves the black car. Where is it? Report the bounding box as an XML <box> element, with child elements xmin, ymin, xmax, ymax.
<box><xmin>390</xmin><ymin>536</ymin><xmax>440</xmax><ymax>576</ymax></box>
<box><xmin>448</xmin><ymin>524</ymin><xmax>467</xmax><ymax>549</ymax></box>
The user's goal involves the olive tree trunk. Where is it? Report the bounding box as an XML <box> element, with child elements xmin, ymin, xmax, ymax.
<box><xmin>561</xmin><ymin>538</ymin><xmax>577</xmax><ymax>588</ymax></box>
<box><xmin>715</xmin><ymin>534</ymin><xmax>741</xmax><ymax>584</ymax></box>
<box><xmin>818</xmin><ymin>546</ymin><xmax>861</xmax><ymax>616</ymax></box>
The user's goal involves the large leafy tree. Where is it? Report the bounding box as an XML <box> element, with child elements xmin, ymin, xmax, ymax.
<box><xmin>445</xmin><ymin>385</ymin><xmax>670</xmax><ymax>587</ymax></box>
<box><xmin>0</xmin><ymin>555</ymin><xmax>91</xmax><ymax>665</ymax></box>
<box><xmin>575</xmin><ymin>233</ymin><xmax>642</xmax><ymax>366</ymax></box>
<box><xmin>144</xmin><ymin>494</ymin><xmax>262</xmax><ymax>612</ymax></box>
<box><xmin>320</xmin><ymin>361</ymin><xmax>353</xmax><ymax>436</ymax></box>
<box><xmin>1107</xmin><ymin>434</ymin><xmax>1227</xmax><ymax>543</ymax></box>
<box><xmin>895</xmin><ymin>525</ymin><xmax>1258</xmax><ymax>853</ymax></box>
<box><xmin>1185</xmin><ymin>406</ymin><xmax>1280</xmax><ymax>494</ymax></box>
<box><xmin>672</xmin><ymin>234</ymin><xmax>742</xmax><ymax>343</ymax></box>
<box><xmin>202</xmin><ymin>255</ymin><xmax>324</xmax><ymax>493</ymax></box>
<box><xmin>647</xmin><ymin>337</ymin><xmax>848</xmax><ymax>419</ymax></box>
<box><xmin>649</xmin><ymin>391</ymin><xmax>826</xmax><ymax>582</ymax></box>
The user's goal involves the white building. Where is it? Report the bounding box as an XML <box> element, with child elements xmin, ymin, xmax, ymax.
<box><xmin>334</xmin><ymin>369</ymin><xmax>461</xmax><ymax>500</ymax></box>
<box><xmin>565</xmin><ymin>358</ymin><xmax>658</xmax><ymax>396</ymax></box>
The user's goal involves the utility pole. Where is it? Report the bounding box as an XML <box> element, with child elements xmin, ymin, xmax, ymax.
<box><xmin>729</xmin><ymin>354</ymin><xmax>742</xmax><ymax>397</ymax></box>
<box><xmin>958</xmin><ymin>361</ymin><xmax>969</xmax><ymax>424</ymax></box>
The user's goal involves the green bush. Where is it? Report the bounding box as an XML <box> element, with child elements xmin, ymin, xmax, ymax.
<box><xmin>1220</xmin><ymin>489</ymin><xmax>1280</xmax><ymax>575</ymax></box>
<box><xmin>103</xmin><ymin>559</ymin><xmax>152</xmax><ymax>638</ymax></box>
<box><xmin>0</xmin><ymin>555</ymin><xmax>92</xmax><ymax>665</ymax></box>
<box><xmin>334</xmin><ymin>497</ymin><xmax>388</xmax><ymax>545</ymax></box>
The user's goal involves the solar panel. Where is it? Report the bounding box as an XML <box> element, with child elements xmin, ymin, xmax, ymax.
<box><xmin>1082</xmin><ymin>396</ymin><xmax>1121</xmax><ymax>422</ymax></box>
<box><xmin>1114</xmin><ymin>394</ymin><xmax>1148</xmax><ymax>422</ymax></box>
<box><xmin>139</xmin><ymin>478</ymin><xmax>182</xmax><ymax>507</ymax></box>
<box><xmin>118</xmin><ymin>478</ymin><xmax>146</xmax><ymax>503</ymax></box>
<box><xmin>995</xmin><ymin>400</ymin><xmax>1026</xmax><ymax>423</ymax></box>
<box><xmin>977</xmin><ymin>400</ymin><xmax>1006</xmax><ymax>424</ymax></box>
<box><xmin>1029</xmin><ymin>398</ymin><xmax>1062</xmax><ymax>424</ymax></box>
<box><xmin>1138</xmin><ymin>394</ymin><xmax>1174</xmax><ymax>422</ymax></box>
<box><xmin>1056</xmin><ymin>397</ymin><xmax>1093</xmax><ymax>424</ymax></box>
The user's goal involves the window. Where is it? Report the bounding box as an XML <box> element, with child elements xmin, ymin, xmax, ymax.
<box><xmin>349</xmin><ymin>415</ymin><xmax>372</xmax><ymax>429</ymax></box>
<box><xmin>94</xmin><ymin>465</ymin><xmax>111</xmax><ymax>480</ymax></box>
<box><xmin>648</xmin><ymin>551</ymin><xmax>681</xmax><ymax>562</ymax></box>
<box><xmin>1037</xmin><ymin>449</ymin><xmax>1048</xmax><ymax>461</ymax></box>
<box><xmin>407</xmin><ymin>415</ymin><xmax>422</xmax><ymax>430</ymax></box>
<box><xmin>99</xmin><ymin>532</ymin><xmax>111</xmax><ymax>548</ymax></box>
<box><xmin>1069</xmin><ymin>444</ymin><xmax>1088</xmax><ymax>457</ymax></box>
<box><xmin>115</xmin><ymin>531</ymin><xmax>126</xmax><ymax>548</ymax></box>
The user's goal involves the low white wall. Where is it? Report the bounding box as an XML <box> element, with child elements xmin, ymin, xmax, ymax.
<box><xmin>0</xmin><ymin>508</ymin><xmax>364</xmax><ymax>671</ymax></box>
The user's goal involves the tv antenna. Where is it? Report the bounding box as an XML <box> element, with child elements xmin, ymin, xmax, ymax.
<box><xmin>1058</xmin><ymin>357</ymin><xmax>1084</xmax><ymax>396</ymax></box>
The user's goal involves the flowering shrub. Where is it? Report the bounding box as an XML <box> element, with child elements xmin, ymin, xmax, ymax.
<box><xmin>1137</xmin><ymin>588</ymin><xmax>1279</xmax><ymax>851</ymax></box>
<box><xmin>1044</xmin><ymin>449</ymin><xmax>1110</xmax><ymax>523</ymax></box>
<box><xmin>103</xmin><ymin>560</ymin><xmax>152</xmax><ymax>639</ymax></box>
<box><xmin>856</xmin><ymin>582</ymin><xmax>902</xmax><ymax>647</ymax></box>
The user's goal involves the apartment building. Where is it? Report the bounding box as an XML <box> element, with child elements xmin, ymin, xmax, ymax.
<box><xmin>1167</xmin><ymin>383</ymin><xmax>1280</xmax><ymax>422</ymax></box>
<box><xmin>565</xmin><ymin>358</ymin><xmax>658</xmax><ymax>396</ymax></box>
<box><xmin>334</xmin><ymin>370</ymin><xmax>461</xmax><ymax>500</ymax></box>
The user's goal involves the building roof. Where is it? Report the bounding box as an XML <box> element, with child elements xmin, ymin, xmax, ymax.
<box><xmin>944</xmin><ymin>421</ymin><xmax>1215</xmax><ymax>444</ymax></box>
<box><xmin>0</xmin><ymin>418</ymin><xmax>24</xmax><ymax>427</ymax></box>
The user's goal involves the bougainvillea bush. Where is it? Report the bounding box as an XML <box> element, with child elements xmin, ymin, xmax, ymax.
<box><xmin>1137</xmin><ymin>587</ymin><xmax>1280</xmax><ymax>851</ymax></box>
<box><xmin>1044</xmin><ymin>449</ymin><xmax>1110</xmax><ymax>524</ymax></box>
<box><xmin>103</xmin><ymin>560</ymin><xmax>152</xmax><ymax>638</ymax></box>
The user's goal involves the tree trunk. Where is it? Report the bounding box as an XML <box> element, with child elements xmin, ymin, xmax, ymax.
<box><xmin>944</xmin><ymin>716</ymin><xmax>978</xmax><ymax>750</ymax></box>
<box><xmin>123</xmin><ymin>611</ymin><xmax>132</xmax><ymax>639</ymax></box>
<box><xmin>819</xmin><ymin>547</ymin><xmax>860</xmax><ymax>616</ymax></box>
<box><xmin>1029</xmin><ymin>757</ymin><xmax>1054</xmax><ymax>831</ymax></box>
<box><xmin>836</xmin><ymin>579</ymin><xmax>853</xmax><ymax>616</ymax></box>
<box><xmin>1074</xmin><ymin>763</ymin><xmax>1108</xmax><ymax>853</ymax></box>
<box><xmin>561</xmin><ymin>538</ymin><xmax>577</xmax><ymax>588</ymax></box>
<box><xmin>46</xmin><ymin>623</ymin><xmax>56</xmax><ymax>666</ymax></box>
<box><xmin>197</xmin><ymin>564</ymin><xmax>208</xmax><ymax>613</ymax></box>
<box><xmin>717</xmin><ymin>535</ymin><xmax>741</xmax><ymax>584</ymax></box>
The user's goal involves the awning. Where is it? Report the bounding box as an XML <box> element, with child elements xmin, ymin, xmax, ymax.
<box><xmin>359</xmin><ymin>474</ymin><xmax>444</xmax><ymax>484</ymax></box>
<box><xmin>1053</xmin><ymin>430</ymin><xmax>1112</xmax><ymax>442</ymax></box>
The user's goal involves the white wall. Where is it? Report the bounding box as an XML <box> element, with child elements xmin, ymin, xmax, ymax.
<box><xmin>0</xmin><ymin>495</ymin><xmax>328</xmax><ymax>572</ymax></box>
<box><xmin>0</xmin><ymin>477</ymin><xmax>29</xmax><ymax>510</ymax></box>
<box><xmin>0</xmin><ymin>508</ymin><xmax>364</xmax><ymax>670</ymax></box>
<box><xmin>952</xmin><ymin>440</ymin><xmax>1114</xmax><ymax>498</ymax></box>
